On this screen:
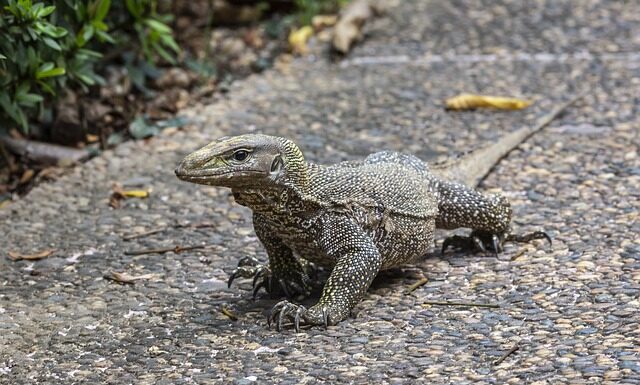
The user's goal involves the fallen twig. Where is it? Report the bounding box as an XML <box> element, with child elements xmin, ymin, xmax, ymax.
<box><xmin>422</xmin><ymin>300</ymin><xmax>500</xmax><ymax>308</ymax></box>
<box><xmin>510</xmin><ymin>247</ymin><xmax>528</xmax><ymax>261</ymax></box>
<box><xmin>124</xmin><ymin>245</ymin><xmax>210</xmax><ymax>256</ymax></box>
<box><xmin>404</xmin><ymin>277</ymin><xmax>429</xmax><ymax>294</ymax></box>
<box><xmin>104</xmin><ymin>271</ymin><xmax>159</xmax><ymax>284</ymax></box>
<box><xmin>7</xmin><ymin>249</ymin><xmax>56</xmax><ymax>261</ymax></box>
<box><xmin>0</xmin><ymin>136</ymin><xmax>89</xmax><ymax>166</ymax></box>
<box><xmin>122</xmin><ymin>222</ymin><xmax>215</xmax><ymax>241</ymax></box>
<box><xmin>493</xmin><ymin>344</ymin><xmax>520</xmax><ymax>365</ymax></box>
<box><xmin>123</xmin><ymin>227</ymin><xmax>168</xmax><ymax>240</ymax></box>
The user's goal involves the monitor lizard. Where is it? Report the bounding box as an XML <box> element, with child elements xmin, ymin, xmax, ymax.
<box><xmin>175</xmin><ymin>95</ymin><xmax>581</xmax><ymax>331</ymax></box>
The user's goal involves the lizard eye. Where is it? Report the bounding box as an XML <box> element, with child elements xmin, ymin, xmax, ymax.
<box><xmin>232</xmin><ymin>149</ymin><xmax>250</xmax><ymax>162</ymax></box>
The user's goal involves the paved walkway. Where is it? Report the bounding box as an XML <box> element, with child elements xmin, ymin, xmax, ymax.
<box><xmin>1</xmin><ymin>1</ymin><xmax>639</xmax><ymax>384</ymax></box>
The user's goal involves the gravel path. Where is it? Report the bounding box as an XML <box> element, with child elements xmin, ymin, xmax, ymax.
<box><xmin>1</xmin><ymin>1</ymin><xmax>639</xmax><ymax>384</ymax></box>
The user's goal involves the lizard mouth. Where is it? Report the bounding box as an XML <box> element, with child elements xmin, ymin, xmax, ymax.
<box><xmin>174</xmin><ymin>168</ymin><xmax>266</xmax><ymax>184</ymax></box>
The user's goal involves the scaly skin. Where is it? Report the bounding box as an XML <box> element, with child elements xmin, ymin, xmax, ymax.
<box><xmin>175</xmin><ymin>97</ymin><xmax>580</xmax><ymax>331</ymax></box>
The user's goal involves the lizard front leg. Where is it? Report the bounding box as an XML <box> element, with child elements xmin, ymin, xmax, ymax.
<box><xmin>228</xmin><ymin>213</ymin><xmax>313</xmax><ymax>298</ymax></box>
<box><xmin>434</xmin><ymin>179</ymin><xmax>549</xmax><ymax>254</ymax></box>
<box><xmin>269</xmin><ymin>215</ymin><xmax>382</xmax><ymax>331</ymax></box>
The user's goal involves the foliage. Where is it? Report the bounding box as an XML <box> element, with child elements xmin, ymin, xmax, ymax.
<box><xmin>0</xmin><ymin>0</ymin><xmax>179</xmax><ymax>133</ymax></box>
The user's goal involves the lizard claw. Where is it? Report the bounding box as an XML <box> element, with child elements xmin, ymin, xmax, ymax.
<box><xmin>506</xmin><ymin>231</ymin><xmax>552</xmax><ymax>246</ymax></box>
<box><xmin>321</xmin><ymin>306</ymin><xmax>329</xmax><ymax>329</ymax></box>
<box><xmin>228</xmin><ymin>256</ymin><xmax>263</xmax><ymax>288</ymax></box>
<box><xmin>442</xmin><ymin>229</ymin><xmax>552</xmax><ymax>256</ymax></box>
<box><xmin>227</xmin><ymin>271</ymin><xmax>239</xmax><ymax>288</ymax></box>
<box><xmin>268</xmin><ymin>300</ymin><xmax>307</xmax><ymax>332</ymax></box>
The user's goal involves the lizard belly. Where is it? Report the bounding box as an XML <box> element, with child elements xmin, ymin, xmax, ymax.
<box><xmin>257</xmin><ymin>212</ymin><xmax>336</xmax><ymax>267</ymax></box>
<box><xmin>371</xmin><ymin>215</ymin><xmax>435</xmax><ymax>269</ymax></box>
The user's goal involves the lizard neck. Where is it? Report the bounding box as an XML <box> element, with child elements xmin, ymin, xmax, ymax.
<box><xmin>231</xmin><ymin>163</ymin><xmax>319</xmax><ymax>215</ymax></box>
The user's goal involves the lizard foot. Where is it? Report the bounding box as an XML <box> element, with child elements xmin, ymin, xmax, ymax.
<box><xmin>227</xmin><ymin>257</ymin><xmax>312</xmax><ymax>299</ymax></box>
<box><xmin>267</xmin><ymin>300</ymin><xmax>332</xmax><ymax>332</ymax></box>
<box><xmin>442</xmin><ymin>230</ymin><xmax>551</xmax><ymax>256</ymax></box>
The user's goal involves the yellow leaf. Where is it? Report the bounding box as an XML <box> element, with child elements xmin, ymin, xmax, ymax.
<box><xmin>122</xmin><ymin>189</ymin><xmax>149</xmax><ymax>198</ymax></box>
<box><xmin>445</xmin><ymin>94</ymin><xmax>533</xmax><ymax>111</ymax></box>
<box><xmin>288</xmin><ymin>26</ymin><xmax>314</xmax><ymax>55</ymax></box>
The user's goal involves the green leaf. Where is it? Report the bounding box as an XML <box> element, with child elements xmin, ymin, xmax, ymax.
<box><xmin>0</xmin><ymin>54</ymin><xmax>6</xmax><ymax>60</ymax></box>
<box><xmin>77</xmin><ymin>48</ymin><xmax>103</xmax><ymax>59</ymax></box>
<box><xmin>42</xmin><ymin>37</ymin><xmax>62</xmax><ymax>51</ymax></box>
<box><xmin>37</xmin><ymin>80</ymin><xmax>55</xmax><ymax>95</ymax></box>
<box><xmin>107</xmin><ymin>132</ymin><xmax>124</xmax><ymax>146</ymax></box>
<box><xmin>151</xmin><ymin>41</ymin><xmax>175</xmax><ymax>64</ymax></box>
<box><xmin>0</xmin><ymin>93</ymin><xmax>19</xmax><ymax>122</ymax></box>
<box><xmin>38</xmin><ymin>5</ymin><xmax>57</xmax><ymax>18</ymax></box>
<box><xmin>76</xmin><ymin>73</ymin><xmax>96</xmax><ymax>85</ymax></box>
<box><xmin>145</xmin><ymin>19</ymin><xmax>172</xmax><ymax>34</ymax></box>
<box><xmin>156</xmin><ymin>116</ymin><xmax>189</xmax><ymax>129</ymax></box>
<box><xmin>95</xmin><ymin>0</ymin><xmax>111</xmax><ymax>21</ymax></box>
<box><xmin>34</xmin><ymin>22</ymin><xmax>67</xmax><ymax>38</ymax></box>
<box><xmin>76</xmin><ymin>25</ymin><xmax>95</xmax><ymax>47</ymax></box>
<box><xmin>125</xmin><ymin>0</ymin><xmax>142</xmax><ymax>18</ymax></box>
<box><xmin>95</xmin><ymin>28</ymin><xmax>115</xmax><ymax>43</ymax></box>
<box><xmin>129</xmin><ymin>116</ymin><xmax>159</xmax><ymax>139</ymax></box>
<box><xmin>15</xmin><ymin>81</ymin><xmax>30</xmax><ymax>97</ymax></box>
<box><xmin>36</xmin><ymin>67</ymin><xmax>66</xmax><ymax>79</ymax></box>
<box><xmin>16</xmin><ymin>93</ymin><xmax>44</xmax><ymax>106</ymax></box>
<box><xmin>38</xmin><ymin>62</ymin><xmax>54</xmax><ymax>73</ymax></box>
<box><xmin>160</xmin><ymin>34</ymin><xmax>180</xmax><ymax>53</ymax></box>
<box><xmin>92</xmin><ymin>19</ymin><xmax>108</xmax><ymax>31</ymax></box>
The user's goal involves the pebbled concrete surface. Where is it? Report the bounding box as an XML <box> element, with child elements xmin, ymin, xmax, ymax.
<box><xmin>1</xmin><ymin>0</ymin><xmax>639</xmax><ymax>384</ymax></box>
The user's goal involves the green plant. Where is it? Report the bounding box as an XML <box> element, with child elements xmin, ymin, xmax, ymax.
<box><xmin>0</xmin><ymin>0</ymin><xmax>179</xmax><ymax>134</ymax></box>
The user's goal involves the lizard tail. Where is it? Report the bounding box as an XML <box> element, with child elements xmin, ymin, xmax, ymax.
<box><xmin>431</xmin><ymin>93</ymin><xmax>584</xmax><ymax>187</ymax></box>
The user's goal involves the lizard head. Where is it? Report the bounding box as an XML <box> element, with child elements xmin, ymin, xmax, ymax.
<box><xmin>175</xmin><ymin>134</ymin><xmax>307</xmax><ymax>189</ymax></box>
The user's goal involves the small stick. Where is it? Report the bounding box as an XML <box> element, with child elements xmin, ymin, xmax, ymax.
<box><xmin>422</xmin><ymin>300</ymin><xmax>500</xmax><ymax>308</ymax></box>
<box><xmin>404</xmin><ymin>277</ymin><xmax>429</xmax><ymax>294</ymax></box>
<box><xmin>122</xmin><ymin>222</ymin><xmax>215</xmax><ymax>240</ymax></box>
<box><xmin>123</xmin><ymin>226</ymin><xmax>168</xmax><ymax>240</ymax></box>
<box><xmin>124</xmin><ymin>245</ymin><xmax>209</xmax><ymax>256</ymax></box>
<box><xmin>510</xmin><ymin>247</ymin><xmax>528</xmax><ymax>261</ymax></box>
<box><xmin>493</xmin><ymin>344</ymin><xmax>520</xmax><ymax>365</ymax></box>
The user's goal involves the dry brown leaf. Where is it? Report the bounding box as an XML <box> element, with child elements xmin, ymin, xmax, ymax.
<box><xmin>221</xmin><ymin>305</ymin><xmax>238</xmax><ymax>321</ymax></box>
<box><xmin>333</xmin><ymin>0</ymin><xmax>373</xmax><ymax>54</ymax></box>
<box><xmin>18</xmin><ymin>169</ymin><xmax>35</xmax><ymax>185</ymax></box>
<box><xmin>288</xmin><ymin>26</ymin><xmax>314</xmax><ymax>55</ymax></box>
<box><xmin>312</xmin><ymin>14</ymin><xmax>338</xmax><ymax>31</ymax></box>
<box><xmin>104</xmin><ymin>271</ymin><xmax>157</xmax><ymax>284</ymax></box>
<box><xmin>86</xmin><ymin>134</ymin><xmax>100</xmax><ymax>143</ymax></box>
<box><xmin>445</xmin><ymin>94</ymin><xmax>533</xmax><ymax>111</ymax></box>
<box><xmin>8</xmin><ymin>249</ymin><xmax>55</xmax><ymax>261</ymax></box>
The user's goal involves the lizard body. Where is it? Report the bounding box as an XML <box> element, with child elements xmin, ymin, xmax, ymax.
<box><xmin>175</xmin><ymin>96</ymin><xmax>580</xmax><ymax>330</ymax></box>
